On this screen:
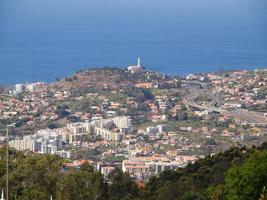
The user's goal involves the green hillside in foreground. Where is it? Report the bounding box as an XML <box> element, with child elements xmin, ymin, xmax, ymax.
<box><xmin>0</xmin><ymin>144</ymin><xmax>267</xmax><ymax>200</ymax></box>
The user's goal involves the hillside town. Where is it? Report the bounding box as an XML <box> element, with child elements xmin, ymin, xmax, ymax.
<box><xmin>0</xmin><ymin>62</ymin><xmax>266</xmax><ymax>181</ymax></box>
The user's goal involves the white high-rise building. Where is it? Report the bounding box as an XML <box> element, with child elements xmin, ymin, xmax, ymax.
<box><xmin>113</xmin><ymin>116</ymin><xmax>132</xmax><ymax>129</ymax></box>
<box><xmin>9</xmin><ymin>130</ymin><xmax>63</xmax><ymax>156</ymax></box>
<box><xmin>67</xmin><ymin>122</ymin><xmax>93</xmax><ymax>135</ymax></box>
<box><xmin>9</xmin><ymin>135</ymin><xmax>35</xmax><ymax>151</ymax></box>
<box><xmin>15</xmin><ymin>84</ymin><xmax>26</xmax><ymax>93</ymax></box>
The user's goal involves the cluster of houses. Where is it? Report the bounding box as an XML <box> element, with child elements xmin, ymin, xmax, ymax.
<box><xmin>8</xmin><ymin>115</ymin><xmax>201</xmax><ymax>180</ymax></box>
<box><xmin>1</xmin><ymin>67</ymin><xmax>266</xmax><ymax>181</ymax></box>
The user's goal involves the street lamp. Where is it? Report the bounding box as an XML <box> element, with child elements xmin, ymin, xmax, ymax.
<box><xmin>6</xmin><ymin>123</ymin><xmax>16</xmax><ymax>200</ymax></box>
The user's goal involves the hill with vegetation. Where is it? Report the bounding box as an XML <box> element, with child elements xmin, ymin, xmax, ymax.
<box><xmin>50</xmin><ymin>68</ymin><xmax>132</xmax><ymax>91</ymax></box>
<box><xmin>140</xmin><ymin>144</ymin><xmax>267</xmax><ymax>200</ymax></box>
<box><xmin>1</xmin><ymin>144</ymin><xmax>267</xmax><ymax>200</ymax></box>
<box><xmin>49</xmin><ymin>67</ymin><xmax>168</xmax><ymax>92</ymax></box>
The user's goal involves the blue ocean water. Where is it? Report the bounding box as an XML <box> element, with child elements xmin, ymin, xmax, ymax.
<box><xmin>0</xmin><ymin>0</ymin><xmax>267</xmax><ymax>84</ymax></box>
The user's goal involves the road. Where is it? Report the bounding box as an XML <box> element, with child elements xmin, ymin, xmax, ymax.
<box><xmin>183</xmin><ymin>81</ymin><xmax>267</xmax><ymax>133</ymax></box>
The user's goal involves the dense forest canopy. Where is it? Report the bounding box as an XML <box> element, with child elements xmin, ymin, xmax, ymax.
<box><xmin>0</xmin><ymin>144</ymin><xmax>267</xmax><ymax>200</ymax></box>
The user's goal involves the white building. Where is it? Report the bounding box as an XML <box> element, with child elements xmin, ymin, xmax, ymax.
<box><xmin>67</xmin><ymin>122</ymin><xmax>93</xmax><ymax>135</ymax></box>
<box><xmin>9</xmin><ymin>129</ymin><xmax>64</xmax><ymax>157</ymax></box>
<box><xmin>127</xmin><ymin>58</ymin><xmax>143</xmax><ymax>73</ymax></box>
<box><xmin>14</xmin><ymin>82</ymin><xmax>45</xmax><ymax>94</ymax></box>
<box><xmin>9</xmin><ymin>135</ymin><xmax>35</xmax><ymax>151</ymax></box>
<box><xmin>15</xmin><ymin>84</ymin><xmax>26</xmax><ymax>93</ymax></box>
<box><xmin>95</xmin><ymin>127</ymin><xmax>124</xmax><ymax>141</ymax></box>
<box><xmin>113</xmin><ymin>116</ymin><xmax>132</xmax><ymax>129</ymax></box>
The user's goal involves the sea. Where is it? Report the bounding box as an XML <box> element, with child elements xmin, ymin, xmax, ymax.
<box><xmin>0</xmin><ymin>0</ymin><xmax>267</xmax><ymax>84</ymax></box>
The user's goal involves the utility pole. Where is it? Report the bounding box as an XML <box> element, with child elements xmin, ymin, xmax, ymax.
<box><xmin>6</xmin><ymin>123</ymin><xmax>15</xmax><ymax>200</ymax></box>
<box><xmin>6</xmin><ymin>127</ymin><xmax>9</xmax><ymax>200</ymax></box>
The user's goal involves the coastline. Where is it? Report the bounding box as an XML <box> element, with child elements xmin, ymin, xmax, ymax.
<box><xmin>1</xmin><ymin>65</ymin><xmax>266</xmax><ymax>85</ymax></box>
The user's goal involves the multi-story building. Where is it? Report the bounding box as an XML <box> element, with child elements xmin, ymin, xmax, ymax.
<box><xmin>67</xmin><ymin>122</ymin><xmax>93</xmax><ymax>135</ymax></box>
<box><xmin>15</xmin><ymin>84</ymin><xmax>26</xmax><ymax>93</ymax></box>
<box><xmin>113</xmin><ymin>116</ymin><xmax>132</xmax><ymax>129</ymax></box>
<box><xmin>95</xmin><ymin>127</ymin><xmax>123</xmax><ymax>141</ymax></box>
<box><xmin>9</xmin><ymin>129</ymin><xmax>65</xmax><ymax>157</ymax></box>
<box><xmin>9</xmin><ymin>135</ymin><xmax>35</xmax><ymax>151</ymax></box>
<box><xmin>14</xmin><ymin>82</ymin><xmax>45</xmax><ymax>94</ymax></box>
<box><xmin>122</xmin><ymin>160</ymin><xmax>149</xmax><ymax>180</ymax></box>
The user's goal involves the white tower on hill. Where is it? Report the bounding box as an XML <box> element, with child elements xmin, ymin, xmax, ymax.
<box><xmin>127</xmin><ymin>57</ymin><xmax>143</xmax><ymax>73</ymax></box>
<box><xmin>137</xmin><ymin>57</ymin><xmax>141</xmax><ymax>68</ymax></box>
